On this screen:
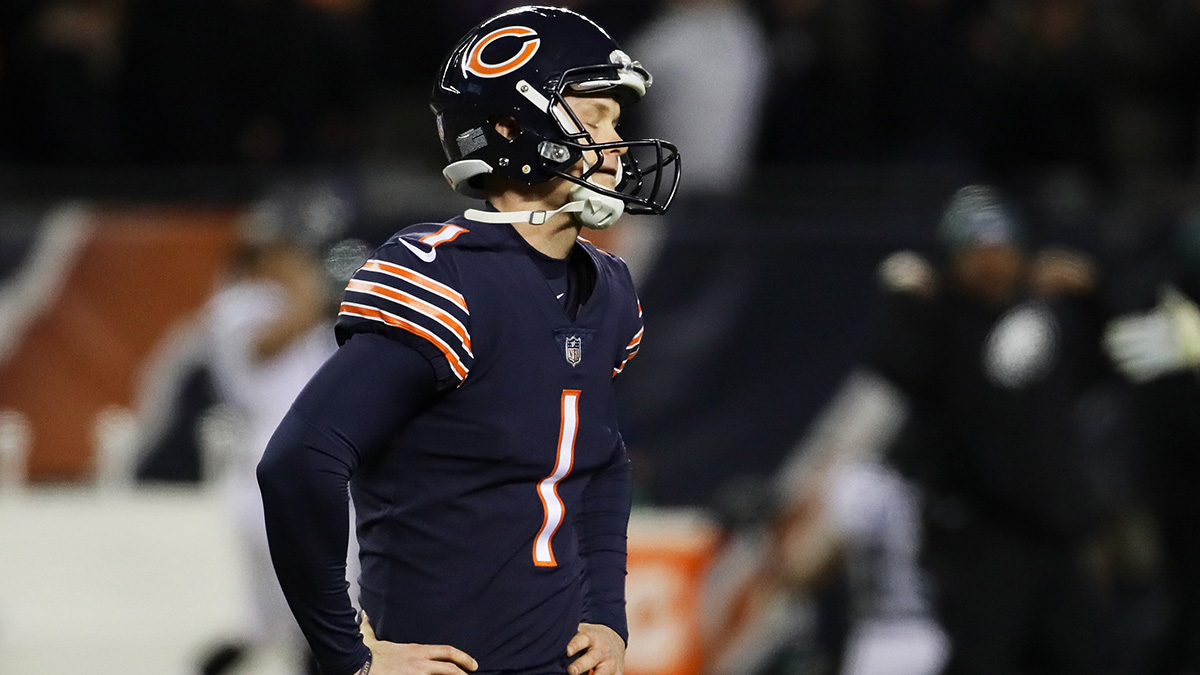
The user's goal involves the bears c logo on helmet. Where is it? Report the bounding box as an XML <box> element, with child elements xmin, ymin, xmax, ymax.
<box><xmin>463</xmin><ymin>26</ymin><xmax>541</xmax><ymax>78</ymax></box>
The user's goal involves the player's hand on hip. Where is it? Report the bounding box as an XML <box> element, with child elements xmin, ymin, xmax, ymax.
<box><xmin>566</xmin><ymin>623</ymin><xmax>625</xmax><ymax>675</ymax></box>
<box><xmin>360</xmin><ymin>611</ymin><xmax>479</xmax><ymax>675</ymax></box>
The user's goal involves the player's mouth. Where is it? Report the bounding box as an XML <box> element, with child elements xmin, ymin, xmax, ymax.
<box><xmin>591</xmin><ymin>168</ymin><xmax>619</xmax><ymax>188</ymax></box>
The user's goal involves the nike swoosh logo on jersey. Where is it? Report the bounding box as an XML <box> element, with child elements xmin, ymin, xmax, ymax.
<box><xmin>399</xmin><ymin>237</ymin><xmax>437</xmax><ymax>263</ymax></box>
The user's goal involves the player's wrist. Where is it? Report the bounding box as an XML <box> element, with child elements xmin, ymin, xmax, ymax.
<box><xmin>580</xmin><ymin>617</ymin><xmax>628</xmax><ymax>645</ymax></box>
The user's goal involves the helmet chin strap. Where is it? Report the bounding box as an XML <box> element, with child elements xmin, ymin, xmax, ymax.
<box><xmin>464</xmin><ymin>165</ymin><xmax>626</xmax><ymax>230</ymax></box>
<box><xmin>463</xmin><ymin>189</ymin><xmax>624</xmax><ymax>229</ymax></box>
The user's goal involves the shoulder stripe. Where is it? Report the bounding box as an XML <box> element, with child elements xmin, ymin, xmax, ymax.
<box><xmin>625</xmin><ymin>327</ymin><xmax>643</xmax><ymax>351</ymax></box>
<box><xmin>420</xmin><ymin>224</ymin><xmax>469</xmax><ymax>247</ymax></box>
<box><xmin>345</xmin><ymin>279</ymin><xmax>472</xmax><ymax>356</ymax></box>
<box><xmin>361</xmin><ymin>259</ymin><xmax>467</xmax><ymax>313</ymax></box>
<box><xmin>615</xmin><ymin>321</ymin><xmax>643</xmax><ymax>377</ymax></box>
<box><xmin>339</xmin><ymin>302</ymin><xmax>469</xmax><ymax>381</ymax></box>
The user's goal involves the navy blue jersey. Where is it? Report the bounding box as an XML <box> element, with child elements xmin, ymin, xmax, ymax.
<box><xmin>334</xmin><ymin>216</ymin><xmax>641</xmax><ymax>673</ymax></box>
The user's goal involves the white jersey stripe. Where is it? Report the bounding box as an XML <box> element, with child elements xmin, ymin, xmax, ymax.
<box><xmin>534</xmin><ymin>390</ymin><xmax>580</xmax><ymax>566</ymax></box>
<box><xmin>420</xmin><ymin>224</ymin><xmax>469</xmax><ymax>247</ymax></box>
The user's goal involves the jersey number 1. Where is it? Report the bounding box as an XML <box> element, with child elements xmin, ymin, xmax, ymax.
<box><xmin>533</xmin><ymin>389</ymin><xmax>580</xmax><ymax>567</ymax></box>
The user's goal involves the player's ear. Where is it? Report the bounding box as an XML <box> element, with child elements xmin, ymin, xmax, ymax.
<box><xmin>493</xmin><ymin>116</ymin><xmax>521</xmax><ymax>141</ymax></box>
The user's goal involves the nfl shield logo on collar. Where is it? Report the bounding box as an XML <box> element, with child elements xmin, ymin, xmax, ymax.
<box><xmin>564</xmin><ymin>335</ymin><xmax>583</xmax><ymax>367</ymax></box>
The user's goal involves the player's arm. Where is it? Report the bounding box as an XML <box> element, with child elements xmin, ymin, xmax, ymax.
<box><xmin>567</xmin><ymin>438</ymin><xmax>633</xmax><ymax>675</ymax></box>
<box><xmin>257</xmin><ymin>333</ymin><xmax>444</xmax><ymax>675</ymax></box>
<box><xmin>866</xmin><ymin>251</ymin><xmax>941</xmax><ymax>396</ymax></box>
<box><xmin>1105</xmin><ymin>284</ymin><xmax>1200</xmax><ymax>382</ymax></box>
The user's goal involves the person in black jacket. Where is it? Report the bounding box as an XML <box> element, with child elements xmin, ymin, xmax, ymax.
<box><xmin>871</xmin><ymin>185</ymin><xmax>1109</xmax><ymax>675</ymax></box>
<box><xmin>1105</xmin><ymin>212</ymin><xmax>1200</xmax><ymax>675</ymax></box>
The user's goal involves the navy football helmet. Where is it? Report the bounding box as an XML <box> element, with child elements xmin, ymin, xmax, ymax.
<box><xmin>431</xmin><ymin>6</ymin><xmax>680</xmax><ymax>222</ymax></box>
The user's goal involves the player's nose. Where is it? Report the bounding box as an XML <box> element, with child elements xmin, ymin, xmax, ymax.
<box><xmin>603</xmin><ymin>133</ymin><xmax>627</xmax><ymax>156</ymax></box>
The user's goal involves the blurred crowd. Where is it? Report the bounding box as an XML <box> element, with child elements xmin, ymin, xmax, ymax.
<box><xmin>0</xmin><ymin>0</ymin><xmax>644</xmax><ymax>168</ymax></box>
<box><xmin>7</xmin><ymin>1</ymin><xmax>1200</xmax><ymax>675</ymax></box>
<box><xmin>699</xmin><ymin>185</ymin><xmax>1200</xmax><ymax>675</ymax></box>
<box><xmin>1</xmin><ymin>0</ymin><xmax>1200</xmax><ymax>192</ymax></box>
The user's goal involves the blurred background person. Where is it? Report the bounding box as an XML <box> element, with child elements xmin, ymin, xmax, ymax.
<box><xmin>873</xmin><ymin>186</ymin><xmax>1115</xmax><ymax>675</ymax></box>
<box><xmin>1105</xmin><ymin>211</ymin><xmax>1200</xmax><ymax>675</ymax></box>
<box><xmin>701</xmin><ymin>384</ymin><xmax>949</xmax><ymax>675</ymax></box>
<box><xmin>818</xmin><ymin>462</ymin><xmax>948</xmax><ymax>675</ymax></box>
<box><xmin>624</xmin><ymin>0</ymin><xmax>768</xmax><ymax>197</ymax></box>
<box><xmin>192</xmin><ymin>237</ymin><xmax>340</xmax><ymax>675</ymax></box>
<box><xmin>702</xmin><ymin>184</ymin><xmax>1121</xmax><ymax>675</ymax></box>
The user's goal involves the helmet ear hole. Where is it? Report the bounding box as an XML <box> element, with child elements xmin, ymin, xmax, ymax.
<box><xmin>492</xmin><ymin>116</ymin><xmax>522</xmax><ymax>141</ymax></box>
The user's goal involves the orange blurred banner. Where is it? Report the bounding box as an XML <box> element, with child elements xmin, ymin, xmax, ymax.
<box><xmin>0</xmin><ymin>205</ymin><xmax>240</xmax><ymax>482</ymax></box>
<box><xmin>626</xmin><ymin>509</ymin><xmax>719</xmax><ymax>675</ymax></box>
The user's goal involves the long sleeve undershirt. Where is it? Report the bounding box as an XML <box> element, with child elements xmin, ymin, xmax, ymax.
<box><xmin>257</xmin><ymin>333</ymin><xmax>437</xmax><ymax>675</ymax></box>
<box><xmin>574</xmin><ymin>447</ymin><xmax>633</xmax><ymax>641</ymax></box>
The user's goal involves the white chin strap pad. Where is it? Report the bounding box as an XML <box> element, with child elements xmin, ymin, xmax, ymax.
<box><xmin>462</xmin><ymin>181</ymin><xmax>625</xmax><ymax>229</ymax></box>
<box><xmin>568</xmin><ymin>182</ymin><xmax>624</xmax><ymax>230</ymax></box>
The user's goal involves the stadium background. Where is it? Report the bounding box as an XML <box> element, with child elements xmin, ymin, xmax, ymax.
<box><xmin>1</xmin><ymin>0</ymin><xmax>1198</xmax><ymax>673</ymax></box>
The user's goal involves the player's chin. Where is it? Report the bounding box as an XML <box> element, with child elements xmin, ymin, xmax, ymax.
<box><xmin>590</xmin><ymin>175</ymin><xmax>618</xmax><ymax>191</ymax></box>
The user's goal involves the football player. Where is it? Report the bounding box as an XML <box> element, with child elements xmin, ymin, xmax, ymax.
<box><xmin>256</xmin><ymin>7</ymin><xmax>680</xmax><ymax>675</ymax></box>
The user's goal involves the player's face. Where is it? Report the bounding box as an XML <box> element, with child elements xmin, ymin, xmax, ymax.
<box><xmin>952</xmin><ymin>243</ymin><xmax>1026</xmax><ymax>305</ymax></box>
<box><xmin>560</xmin><ymin>94</ymin><xmax>625</xmax><ymax>191</ymax></box>
<box><xmin>488</xmin><ymin>94</ymin><xmax>627</xmax><ymax>212</ymax></box>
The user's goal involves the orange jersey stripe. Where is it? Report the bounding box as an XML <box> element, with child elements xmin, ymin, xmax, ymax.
<box><xmin>360</xmin><ymin>259</ymin><xmax>468</xmax><ymax>313</ymax></box>
<box><xmin>625</xmin><ymin>327</ymin><xmax>644</xmax><ymax>351</ymax></box>
<box><xmin>345</xmin><ymin>279</ymin><xmax>472</xmax><ymax>354</ymax></box>
<box><xmin>339</xmin><ymin>302</ymin><xmax>468</xmax><ymax>381</ymax></box>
